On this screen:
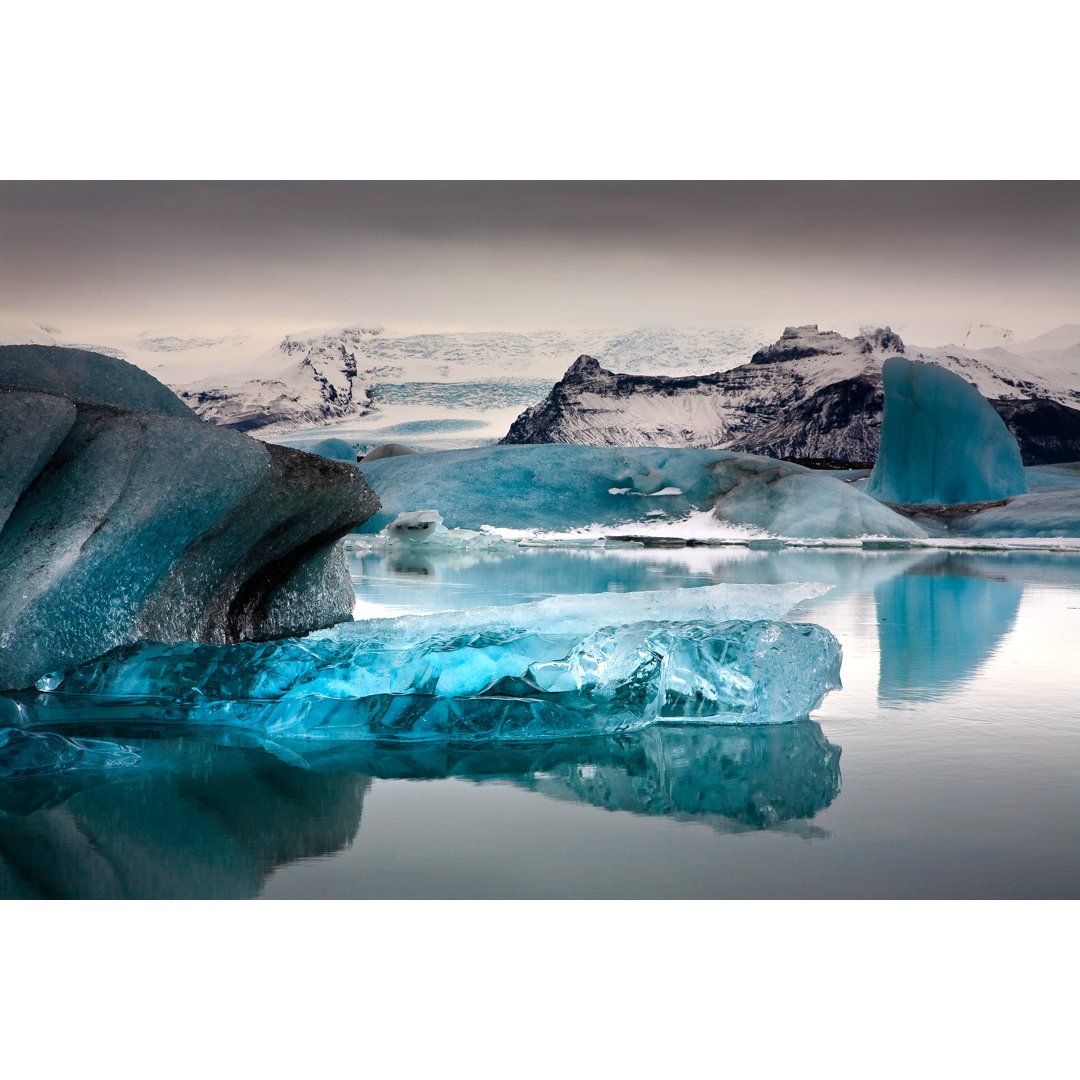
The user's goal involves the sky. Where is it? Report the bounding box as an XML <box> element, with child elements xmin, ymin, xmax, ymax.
<box><xmin>2</xmin><ymin>181</ymin><xmax>1077</xmax><ymax>355</ymax></box>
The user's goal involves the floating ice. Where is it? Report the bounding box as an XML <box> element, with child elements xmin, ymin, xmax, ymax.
<box><xmin>866</xmin><ymin>357</ymin><xmax>1029</xmax><ymax>506</ymax></box>
<box><xmin>384</xmin><ymin>508</ymin><xmax>446</xmax><ymax>538</ymax></box>
<box><xmin>360</xmin><ymin>442</ymin><xmax>418</xmax><ymax>462</ymax></box>
<box><xmin>706</xmin><ymin>455</ymin><xmax>927</xmax><ymax>539</ymax></box>
<box><xmin>308</xmin><ymin>437</ymin><xmax>358</xmax><ymax>464</ymax></box>
<box><xmin>16</xmin><ymin>583</ymin><xmax>841</xmax><ymax>741</ymax></box>
<box><xmin>358</xmin><ymin>444</ymin><xmax>926</xmax><ymax>539</ymax></box>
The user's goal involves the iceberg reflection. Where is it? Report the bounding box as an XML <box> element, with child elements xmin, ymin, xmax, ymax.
<box><xmin>0</xmin><ymin>737</ymin><xmax>370</xmax><ymax>899</ymax></box>
<box><xmin>875</xmin><ymin>553</ymin><xmax>1023</xmax><ymax>703</ymax></box>
<box><xmin>309</xmin><ymin>720</ymin><xmax>842</xmax><ymax>834</ymax></box>
<box><xmin>0</xmin><ymin>719</ymin><xmax>841</xmax><ymax>897</ymax></box>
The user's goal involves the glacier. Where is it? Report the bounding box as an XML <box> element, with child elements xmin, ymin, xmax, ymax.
<box><xmin>866</xmin><ymin>357</ymin><xmax>1029</xmax><ymax>505</ymax></box>
<box><xmin>12</xmin><ymin>583</ymin><xmax>842</xmax><ymax>744</ymax></box>
<box><xmin>357</xmin><ymin>444</ymin><xmax>927</xmax><ymax>539</ymax></box>
<box><xmin>0</xmin><ymin>345</ymin><xmax>380</xmax><ymax>691</ymax></box>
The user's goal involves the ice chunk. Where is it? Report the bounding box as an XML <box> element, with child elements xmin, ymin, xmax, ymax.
<box><xmin>936</xmin><ymin>481</ymin><xmax>1080</xmax><ymax>538</ymax></box>
<box><xmin>0</xmin><ymin>728</ymin><xmax>140</xmax><ymax>779</ymax></box>
<box><xmin>360</xmin><ymin>442</ymin><xmax>417</xmax><ymax>462</ymax></box>
<box><xmin>308</xmin><ymin>437</ymin><xmax>359</xmax><ymax>465</ymax></box>
<box><xmin>14</xmin><ymin>583</ymin><xmax>842</xmax><ymax>741</ymax></box>
<box><xmin>384</xmin><ymin>509</ymin><xmax>446</xmax><ymax>539</ymax></box>
<box><xmin>358</xmin><ymin>444</ymin><xmax>926</xmax><ymax>539</ymax></box>
<box><xmin>866</xmin><ymin>357</ymin><xmax>1028</xmax><ymax>505</ymax></box>
<box><xmin>706</xmin><ymin>456</ymin><xmax>928</xmax><ymax>539</ymax></box>
<box><xmin>0</xmin><ymin>389</ymin><xmax>77</xmax><ymax>533</ymax></box>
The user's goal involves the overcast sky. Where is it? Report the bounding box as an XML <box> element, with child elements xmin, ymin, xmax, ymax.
<box><xmin>2</xmin><ymin>181</ymin><xmax>1077</xmax><ymax>347</ymax></box>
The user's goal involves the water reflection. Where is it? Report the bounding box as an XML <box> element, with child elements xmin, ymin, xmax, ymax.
<box><xmin>874</xmin><ymin>553</ymin><xmax>1023</xmax><ymax>703</ymax></box>
<box><xmin>0</xmin><ymin>738</ymin><xmax>370</xmax><ymax>899</ymax></box>
<box><xmin>0</xmin><ymin>719</ymin><xmax>841</xmax><ymax>897</ymax></box>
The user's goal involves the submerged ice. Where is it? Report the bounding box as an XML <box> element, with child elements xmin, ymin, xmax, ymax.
<box><xmin>17</xmin><ymin>583</ymin><xmax>842</xmax><ymax>742</ymax></box>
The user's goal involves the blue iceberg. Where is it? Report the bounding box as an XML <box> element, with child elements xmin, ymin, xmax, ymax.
<box><xmin>17</xmin><ymin>584</ymin><xmax>842</xmax><ymax>742</ymax></box>
<box><xmin>358</xmin><ymin>444</ymin><xmax>926</xmax><ymax>539</ymax></box>
<box><xmin>866</xmin><ymin>357</ymin><xmax>1028</xmax><ymax>506</ymax></box>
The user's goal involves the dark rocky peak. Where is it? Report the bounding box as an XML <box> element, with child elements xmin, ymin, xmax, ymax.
<box><xmin>751</xmin><ymin>325</ymin><xmax>847</xmax><ymax>364</ymax></box>
<box><xmin>751</xmin><ymin>324</ymin><xmax>905</xmax><ymax>364</ymax></box>
<box><xmin>563</xmin><ymin>354</ymin><xmax>606</xmax><ymax>379</ymax></box>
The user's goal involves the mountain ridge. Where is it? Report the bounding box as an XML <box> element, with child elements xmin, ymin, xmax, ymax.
<box><xmin>500</xmin><ymin>324</ymin><xmax>1080</xmax><ymax>465</ymax></box>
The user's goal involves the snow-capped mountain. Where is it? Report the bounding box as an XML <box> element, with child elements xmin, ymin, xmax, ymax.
<box><xmin>177</xmin><ymin>327</ymin><xmax>384</xmax><ymax>433</ymax></box>
<box><xmin>171</xmin><ymin>325</ymin><xmax>767</xmax><ymax>436</ymax></box>
<box><xmin>501</xmin><ymin>325</ymin><xmax>1080</xmax><ymax>465</ymax></box>
<box><xmin>0</xmin><ymin>319</ymin><xmax>766</xmax><ymax>440</ymax></box>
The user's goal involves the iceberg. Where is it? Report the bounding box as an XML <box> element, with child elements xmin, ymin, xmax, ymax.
<box><xmin>308</xmin><ymin>437</ymin><xmax>359</xmax><ymax>464</ymax></box>
<box><xmin>358</xmin><ymin>444</ymin><xmax>926</xmax><ymax>539</ymax></box>
<box><xmin>706</xmin><ymin>455</ymin><xmax>927</xmax><ymax>539</ymax></box>
<box><xmin>0</xmin><ymin>345</ymin><xmax>380</xmax><ymax>691</ymax></box>
<box><xmin>866</xmin><ymin>357</ymin><xmax>1029</xmax><ymax>506</ymax></box>
<box><xmin>15</xmin><ymin>583</ymin><xmax>842</xmax><ymax>742</ymax></box>
<box><xmin>359</xmin><ymin>442</ymin><xmax>418</xmax><ymax>462</ymax></box>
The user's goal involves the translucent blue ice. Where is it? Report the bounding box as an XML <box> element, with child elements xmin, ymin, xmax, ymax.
<box><xmin>19</xmin><ymin>584</ymin><xmax>842</xmax><ymax>741</ymax></box>
<box><xmin>866</xmin><ymin>357</ymin><xmax>1028</xmax><ymax>506</ymax></box>
<box><xmin>308</xmin><ymin>437</ymin><xmax>358</xmax><ymax>464</ymax></box>
<box><xmin>358</xmin><ymin>444</ymin><xmax>926</xmax><ymax>539</ymax></box>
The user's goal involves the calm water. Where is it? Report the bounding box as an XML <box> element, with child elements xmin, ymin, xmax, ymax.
<box><xmin>1</xmin><ymin>543</ymin><xmax>1077</xmax><ymax>899</ymax></box>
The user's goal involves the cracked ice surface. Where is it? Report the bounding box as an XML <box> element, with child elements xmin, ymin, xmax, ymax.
<box><xmin>20</xmin><ymin>583</ymin><xmax>841</xmax><ymax>742</ymax></box>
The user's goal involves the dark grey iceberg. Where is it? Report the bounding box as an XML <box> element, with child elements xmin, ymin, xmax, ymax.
<box><xmin>0</xmin><ymin>345</ymin><xmax>380</xmax><ymax>691</ymax></box>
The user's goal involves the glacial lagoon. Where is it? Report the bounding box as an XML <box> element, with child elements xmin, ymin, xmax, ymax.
<box><xmin>1</xmin><ymin>541</ymin><xmax>1078</xmax><ymax>899</ymax></box>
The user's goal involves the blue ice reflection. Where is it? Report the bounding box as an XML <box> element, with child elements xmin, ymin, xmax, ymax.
<box><xmin>875</xmin><ymin>553</ymin><xmax>1023</xmax><ymax>703</ymax></box>
<box><xmin>0</xmin><ymin>720</ymin><xmax>841</xmax><ymax>898</ymax></box>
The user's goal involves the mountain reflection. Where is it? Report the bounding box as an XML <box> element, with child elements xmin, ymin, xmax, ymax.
<box><xmin>875</xmin><ymin>552</ymin><xmax>1023</xmax><ymax>703</ymax></box>
<box><xmin>0</xmin><ymin>719</ymin><xmax>841</xmax><ymax>898</ymax></box>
